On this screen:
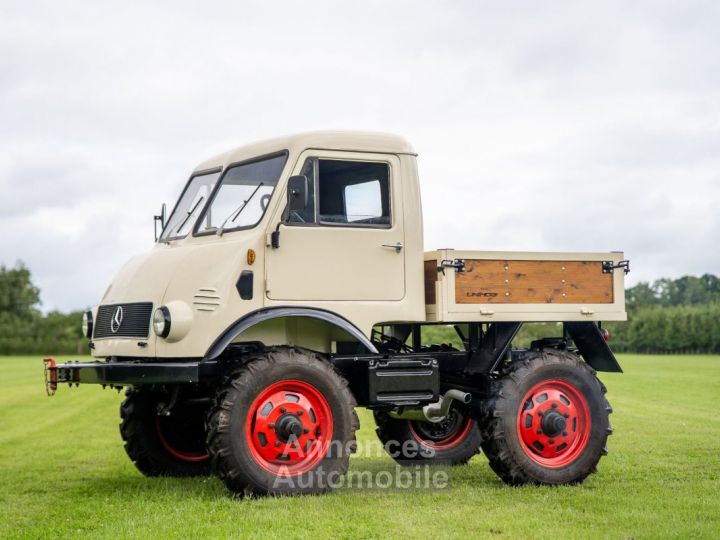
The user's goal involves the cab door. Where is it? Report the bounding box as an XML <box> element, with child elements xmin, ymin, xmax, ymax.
<box><xmin>265</xmin><ymin>151</ymin><xmax>405</xmax><ymax>301</ymax></box>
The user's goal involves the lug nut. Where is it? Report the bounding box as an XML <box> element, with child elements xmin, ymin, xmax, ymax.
<box><xmin>538</xmin><ymin>410</ymin><xmax>544</xmax><ymax>416</ymax></box>
<box><xmin>274</xmin><ymin>441</ymin><xmax>281</xmax><ymax>447</ymax></box>
<box><xmin>280</xmin><ymin>407</ymin><xmax>287</xmax><ymax>413</ymax></box>
<box><xmin>563</xmin><ymin>413</ymin><xmax>569</xmax><ymax>418</ymax></box>
<box><xmin>562</xmin><ymin>431</ymin><xmax>568</xmax><ymax>436</ymax></box>
<box><xmin>297</xmin><ymin>410</ymin><xmax>303</xmax><ymax>416</ymax></box>
<box><xmin>268</xmin><ymin>423</ymin><xmax>275</xmax><ymax>429</ymax></box>
<box><xmin>551</xmin><ymin>403</ymin><xmax>558</xmax><ymax>409</ymax></box>
<box><xmin>303</xmin><ymin>428</ymin><xmax>310</xmax><ymax>434</ymax></box>
<box><xmin>549</xmin><ymin>439</ymin><xmax>555</xmax><ymax>444</ymax></box>
<box><xmin>537</xmin><ymin>429</ymin><xmax>542</xmax><ymax>434</ymax></box>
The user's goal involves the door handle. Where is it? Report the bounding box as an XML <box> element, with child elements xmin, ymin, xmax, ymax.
<box><xmin>381</xmin><ymin>242</ymin><xmax>403</xmax><ymax>253</ymax></box>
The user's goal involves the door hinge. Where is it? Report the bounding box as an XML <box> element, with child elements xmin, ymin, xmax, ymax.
<box><xmin>438</xmin><ymin>259</ymin><xmax>465</xmax><ymax>274</ymax></box>
<box><xmin>602</xmin><ymin>260</ymin><xmax>630</xmax><ymax>274</ymax></box>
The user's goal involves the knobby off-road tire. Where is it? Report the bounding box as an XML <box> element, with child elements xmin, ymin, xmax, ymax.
<box><xmin>120</xmin><ymin>388</ymin><xmax>211</xmax><ymax>477</ymax></box>
<box><xmin>374</xmin><ymin>406</ymin><xmax>482</xmax><ymax>465</ymax></box>
<box><xmin>480</xmin><ymin>349</ymin><xmax>613</xmax><ymax>485</ymax></box>
<box><xmin>206</xmin><ymin>347</ymin><xmax>359</xmax><ymax>496</ymax></box>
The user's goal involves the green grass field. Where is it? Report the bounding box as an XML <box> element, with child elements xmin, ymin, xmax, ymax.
<box><xmin>1</xmin><ymin>355</ymin><xmax>718</xmax><ymax>539</ymax></box>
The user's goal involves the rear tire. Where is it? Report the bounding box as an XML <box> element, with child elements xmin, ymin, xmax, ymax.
<box><xmin>374</xmin><ymin>406</ymin><xmax>482</xmax><ymax>465</ymax></box>
<box><xmin>480</xmin><ymin>349</ymin><xmax>612</xmax><ymax>485</ymax></box>
<box><xmin>120</xmin><ymin>388</ymin><xmax>211</xmax><ymax>477</ymax></box>
<box><xmin>206</xmin><ymin>347</ymin><xmax>359</xmax><ymax>496</ymax></box>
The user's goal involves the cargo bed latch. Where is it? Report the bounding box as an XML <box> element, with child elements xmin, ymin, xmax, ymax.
<box><xmin>438</xmin><ymin>259</ymin><xmax>465</xmax><ymax>274</ymax></box>
<box><xmin>602</xmin><ymin>260</ymin><xmax>630</xmax><ymax>274</ymax></box>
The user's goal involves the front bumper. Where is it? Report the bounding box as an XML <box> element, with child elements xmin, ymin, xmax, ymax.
<box><xmin>43</xmin><ymin>357</ymin><xmax>218</xmax><ymax>395</ymax></box>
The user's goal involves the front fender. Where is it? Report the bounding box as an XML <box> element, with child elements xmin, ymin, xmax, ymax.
<box><xmin>204</xmin><ymin>306</ymin><xmax>379</xmax><ymax>360</ymax></box>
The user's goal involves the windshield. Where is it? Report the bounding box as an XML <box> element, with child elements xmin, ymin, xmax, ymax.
<box><xmin>196</xmin><ymin>153</ymin><xmax>287</xmax><ymax>234</ymax></box>
<box><xmin>160</xmin><ymin>170</ymin><xmax>221</xmax><ymax>241</ymax></box>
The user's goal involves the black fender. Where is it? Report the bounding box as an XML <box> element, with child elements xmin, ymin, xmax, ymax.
<box><xmin>203</xmin><ymin>306</ymin><xmax>379</xmax><ymax>360</ymax></box>
<box><xmin>564</xmin><ymin>322</ymin><xmax>623</xmax><ymax>373</ymax></box>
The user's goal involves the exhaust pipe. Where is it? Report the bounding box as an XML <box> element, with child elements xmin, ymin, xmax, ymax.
<box><xmin>389</xmin><ymin>389</ymin><xmax>472</xmax><ymax>424</ymax></box>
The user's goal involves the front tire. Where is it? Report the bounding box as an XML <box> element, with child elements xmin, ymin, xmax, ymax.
<box><xmin>480</xmin><ymin>349</ymin><xmax>612</xmax><ymax>485</ymax></box>
<box><xmin>120</xmin><ymin>388</ymin><xmax>211</xmax><ymax>477</ymax></box>
<box><xmin>206</xmin><ymin>347</ymin><xmax>359</xmax><ymax>496</ymax></box>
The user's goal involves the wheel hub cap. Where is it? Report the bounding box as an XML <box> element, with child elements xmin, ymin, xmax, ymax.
<box><xmin>275</xmin><ymin>413</ymin><xmax>303</xmax><ymax>442</ymax></box>
<box><xmin>540</xmin><ymin>410</ymin><xmax>567</xmax><ymax>437</ymax></box>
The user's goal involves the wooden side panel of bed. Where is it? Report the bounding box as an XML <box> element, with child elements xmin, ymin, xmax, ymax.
<box><xmin>454</xmin><ymin>260</ymin><xmax>613</xmax><ymax>304</ymax></box>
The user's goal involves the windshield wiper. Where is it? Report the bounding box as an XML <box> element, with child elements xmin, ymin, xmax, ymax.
<box><xmin>217</xmin><ymin>183</ymin><xmax>264</xmax><ymax>236</ymax></box>
<box><xmin>171</xmin><ymin>195</ymin><xmax>205</xmax><ymax>238</ymax></box>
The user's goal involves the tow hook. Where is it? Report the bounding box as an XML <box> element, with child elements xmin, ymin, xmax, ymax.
<box><xmin>43</xmin><ymin>357</ymin><xmax>57</xmax><ymax>396</ymax></box>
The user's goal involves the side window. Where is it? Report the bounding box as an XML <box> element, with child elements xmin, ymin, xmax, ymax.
<box><xmin>287</xmin><ymin>159</ymin><xmax>391</xmax><ymax>227</ymax></box>
<box><xmin>344</xmin><ymin>180</ymin><xmax>382</xmax><ymax>222</ymax></box>
<box><xmin>318</xmin><ymin>160</ymin><xmax>390</xmax><ymax>226</ymax></box>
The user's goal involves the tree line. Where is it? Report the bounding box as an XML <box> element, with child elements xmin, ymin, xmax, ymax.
<box><xmin>0</xmin><ymin>264</ymin><xmax>87</xmax><ymax>355</ymax></box>
<box><xmin>0</xmin><ymin>263</ymin><xmax>718</xmax><ymax>355</ymax></box>
<box><xmin>604</xmin><ymin>274</ymin><xmax>720</xmax><ymax>353</ymax></box>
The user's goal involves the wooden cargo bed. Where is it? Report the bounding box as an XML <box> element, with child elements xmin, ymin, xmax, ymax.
<box><xmin>424</xmin><ymin>250</ymin><xmax>627</xmax><ymax>323</ymax></box>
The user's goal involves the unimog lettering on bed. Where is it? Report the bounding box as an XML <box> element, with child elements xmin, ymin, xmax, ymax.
<box><xmin>44</xmin><ymin>132</ymin><xmax>628</xmax><ymax>495</ymax></box>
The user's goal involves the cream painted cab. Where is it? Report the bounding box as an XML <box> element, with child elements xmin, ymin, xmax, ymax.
<box><xmin>88</xmin><ymin>131</ymin><xmax>625</xmax><ymax>360</ymax></box>
<box><xmin>91</xmin><ymin>132</ymin><xmax>426</xmax><ymax>359</ymax></box>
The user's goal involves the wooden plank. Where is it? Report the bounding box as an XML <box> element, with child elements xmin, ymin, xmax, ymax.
<box><xmin>455</xmin><ymin>260</ymin><xmax>614</xmax><ymax>304</ymax></box>
<box><xmin>424</xmin><ymin>260</ymin><xmax>437</xmax><ymax>305</ymax></box>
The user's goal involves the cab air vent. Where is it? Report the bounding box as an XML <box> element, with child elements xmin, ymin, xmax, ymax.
<box><xmin>193</xmin><ymin>288</ymin><xmax>221</xmax><ymax>312</ymax></box>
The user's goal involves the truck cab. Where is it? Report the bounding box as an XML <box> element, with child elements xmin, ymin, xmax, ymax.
<box><xmin>94</xmin><ymin>132</ymin><xmax>425</xmax><ymax>360</ymax></box>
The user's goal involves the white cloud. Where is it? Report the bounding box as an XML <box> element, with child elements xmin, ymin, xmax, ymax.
<box><xmin>1</xmin><ymin>0</ymin><xmax>719</xmax><ymax>310</ymax></box>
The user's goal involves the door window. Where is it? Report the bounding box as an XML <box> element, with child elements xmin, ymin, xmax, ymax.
<box><xmin>287</xmin><ymin>159</ymin><xmax>390</xmax><ymax>227</ymax></box>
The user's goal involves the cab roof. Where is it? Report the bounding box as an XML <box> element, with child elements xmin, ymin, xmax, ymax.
<box><xmin>193</xmin><ymin>131</ymin><xmax>416</xmax><ymax>173</ymax></box>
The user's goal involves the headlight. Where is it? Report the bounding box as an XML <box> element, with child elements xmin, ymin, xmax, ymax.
<box><xmin>82</xmin><ymin>310</ymin><xmax>93</xmax><ymax>339</ymax></box>
<box><xmin>153</xmin><ymin>306</ymin><xmax>171</xmax><ymax>338</ymax></box>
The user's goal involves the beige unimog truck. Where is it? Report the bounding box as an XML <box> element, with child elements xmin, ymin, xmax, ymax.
<box><xmin>44</xmin><ymin>131</ymin><xmax>629</xmax><ymax>496</ymax></box>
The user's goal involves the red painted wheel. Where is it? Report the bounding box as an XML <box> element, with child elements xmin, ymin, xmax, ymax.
<box><xmin>246</xmin><ymin>380</ymin><xmax>333</xmax><ymax>475</ymax></box>
<box><xmin>206</xmin><ymin>348</ymin><xmax>358</xmax><ymax>495</ymax></box>
<box><xmin>480</xmin><ymin>349</ymin><xmax>613</xmax><ymax>485</ymax></box>
<box><xmin>120</xmin><ymin>388</ymin><xmax>211</xmax><ymax>477</ymax></box>
<box><xmin>408</xmin><ymin>413</ymin><xmax>475</xmax><ymax>451</ymax></box>
<box><xmin>156</xmin><ymin>416</ymin><xmax>209</xmax><ymax>463</ymax></box>
<box><xmin>374</xmin><ymin>406</ymin><xmax>482</xmax><ymax>465</ymax></box>
<box><xmin>516</xmin><ymin>380</ymin><xmax>591</xmax><ymax>468</ymax></box>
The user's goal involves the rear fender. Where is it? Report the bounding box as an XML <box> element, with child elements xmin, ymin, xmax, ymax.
<box><xmin>564</xmin><ymin>321</ymin><xmax>623</xmax><ymax>373</ymax></box>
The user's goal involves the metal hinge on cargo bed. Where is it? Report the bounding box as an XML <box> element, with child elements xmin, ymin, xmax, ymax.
<box><xmin>438</xmin><ymin>259</ymin><xmax>465</xmax><ymax>274</ymax></box>
<box><xmin>602</xmin><ymin>260</ymin><xmax>630</xmax><ymax>274</ymax></box>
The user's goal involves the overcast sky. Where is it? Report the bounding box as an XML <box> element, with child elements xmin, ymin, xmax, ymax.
<box><xmin>2</xmin><ymin>1</ymin><xmax>719</xmax><ymax>312</ymax></box>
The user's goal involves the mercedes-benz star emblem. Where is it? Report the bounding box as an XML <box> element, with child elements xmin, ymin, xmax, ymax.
<box><xmin>110</xmin><ymin>306</ymin><xmax>124</xmax><ymax>333</ymax></box>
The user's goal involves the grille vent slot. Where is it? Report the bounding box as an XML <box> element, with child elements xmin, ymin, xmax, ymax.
<box><xmin>193</xmin><ymin>288</ymin><xmax>221</xmax><ymax>312</ymax></box>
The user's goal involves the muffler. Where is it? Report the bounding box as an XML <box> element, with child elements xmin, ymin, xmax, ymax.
<box><xmin>388</xmin><ymin>389</ymin><xmax>471</xmax><ymax>423</ymax></box>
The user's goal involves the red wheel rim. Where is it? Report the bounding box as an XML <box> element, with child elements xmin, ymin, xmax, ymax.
<box><xmin>516</xmin><ymin>379</ymin><xmax>591</xmax><ymax>468</ymax></box>
<box><xmin>408</xmin><ymin>414</ymin><xmax>475</xmax><ymax>451</ymax></box>
<box><xmin>246</xmin><ymin>380</ymin><xmax>333</xmax><ymax>476</ymax></box>
<box><xmin>155</xmin><ymin>416</ymin><xmax>209</xmax><ymax>462</ymax></box>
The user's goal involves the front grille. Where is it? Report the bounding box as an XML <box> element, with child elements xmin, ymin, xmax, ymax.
<box><xmin>93</xmin><ymin>302</ymin><xmax>153</xmax><ymax>339</ymax></box>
